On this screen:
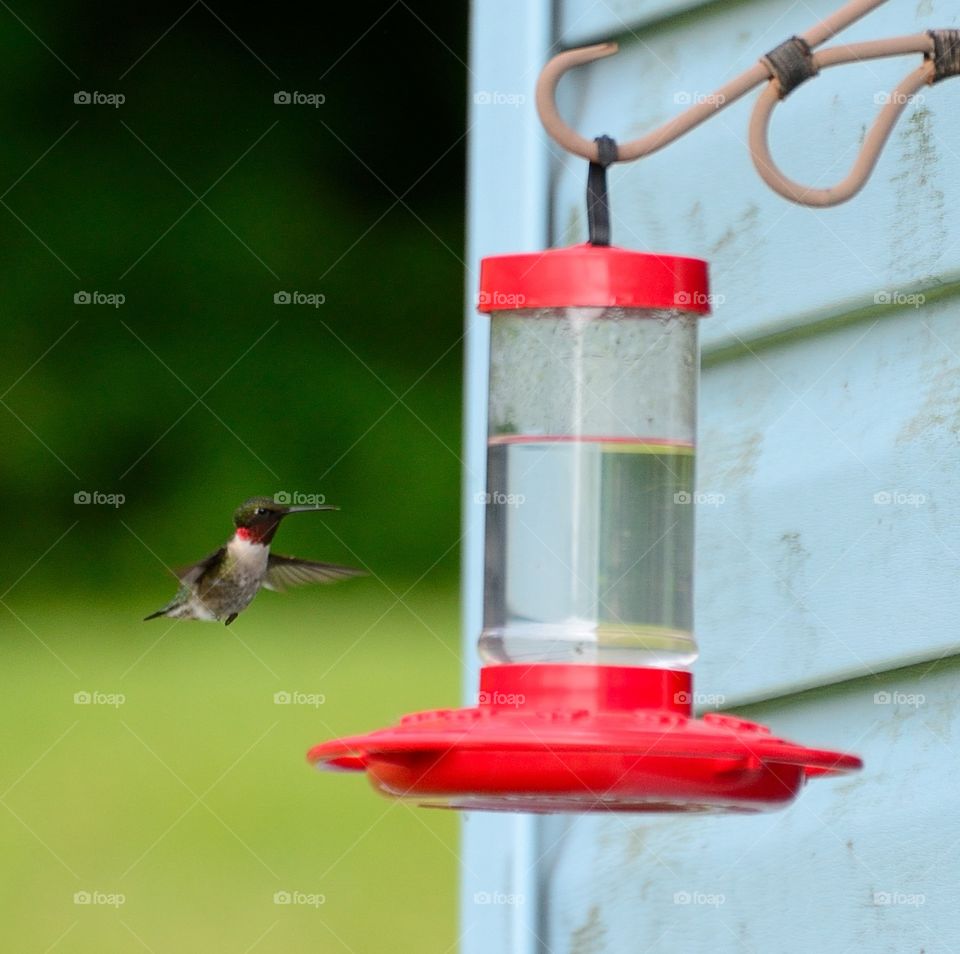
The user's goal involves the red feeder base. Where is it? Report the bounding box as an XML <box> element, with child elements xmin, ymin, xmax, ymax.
<box><xmin>308</xmin><ymin>665</ymin><xmax>862</xmax><ymax>814</ymax></box>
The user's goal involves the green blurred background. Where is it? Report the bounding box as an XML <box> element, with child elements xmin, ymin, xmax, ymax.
<box><xmin>1</xmin><ymin>4</ymin><xmax>467</xmax><ymax>951</ymax></box>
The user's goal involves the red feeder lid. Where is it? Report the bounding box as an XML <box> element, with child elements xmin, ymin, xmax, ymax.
<box><xmin>477</xmin><ymin>243</ymin><xmax>710</xmax><ymax>314</ymax></box>
<box><xmin>308</xmin><ymin>665</ymin><xmax>862</xmax><ymax>814</ymax></box>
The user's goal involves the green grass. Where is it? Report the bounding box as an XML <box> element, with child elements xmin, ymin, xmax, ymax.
<box><xmin>0</xmin><ymin>580</ymin><xmax>461</xmax><ymax>953</ymax></box>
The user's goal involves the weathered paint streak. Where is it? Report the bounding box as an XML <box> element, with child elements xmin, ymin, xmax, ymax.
<box><xmin>889</xmin><ymin>107</ymin><xmax>946</xmax><ymax>280</ymax></box>
<box><xmin>569</xmin><ymin>905</ymin><xmax>607</xmax><ymax>954</ymax></box>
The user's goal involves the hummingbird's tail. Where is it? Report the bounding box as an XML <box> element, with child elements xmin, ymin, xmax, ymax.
<box><xmin>142</xmin><ymin>591</ymin><xmax>215</xmax><ymax>623</ymax></box>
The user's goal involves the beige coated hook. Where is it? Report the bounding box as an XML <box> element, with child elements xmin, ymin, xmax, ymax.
<box><xmin>533</xmin><ymin>0</ymin><xmax>948</xmax><ymax>207</ymax></box>
<box><xmin>534</xmin><ymin>42</ymin><xmax>765</xmax><ymax>165</ymax></box>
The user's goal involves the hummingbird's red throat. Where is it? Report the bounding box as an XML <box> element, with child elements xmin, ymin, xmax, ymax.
<box><xmin>234</xmin><ymin>525</ymin><xmax>272</xmax><ymax>545</ymax></box>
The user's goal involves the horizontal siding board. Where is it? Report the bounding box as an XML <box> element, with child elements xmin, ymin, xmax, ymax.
<box><xmin>546</xmin><ymin>661</ymin><xmax>960</xmax><ymax>952</ymax></box>
<box><xmin>559</xmin><ymin>0</ymin><xmax>713</xmax><ymax>43</ymax></box>
<box><xmin>695</xmin><ymin>293</ymin><xmax>960</xmax><ymax>705</ymax></box>
<box><xmin>549</xmin><ymin>0</ymin><xmax>960</xmax><ymax>350</ymax></box>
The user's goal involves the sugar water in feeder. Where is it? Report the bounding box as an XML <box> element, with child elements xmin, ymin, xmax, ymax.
<box><xmin>482</xmin><ymin>312</ymin><xmax>698</xmax><ymax>667</ymax></box>
<box><xmin>480</xmin><ymin>247</ymin><xmax>703</xmax><ymax>669</ymax></box>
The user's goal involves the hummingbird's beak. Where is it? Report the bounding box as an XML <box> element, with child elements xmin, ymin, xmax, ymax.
<box><xmin>283</xmin><ymin>504</ymin><xmax>340</xmax><ymax>514</ymax></box>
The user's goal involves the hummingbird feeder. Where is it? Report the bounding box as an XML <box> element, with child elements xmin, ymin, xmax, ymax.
<box><xmin>308</xmin><ymin>24</ymin><xmax>877</xmax><ymax>812</ymax></box>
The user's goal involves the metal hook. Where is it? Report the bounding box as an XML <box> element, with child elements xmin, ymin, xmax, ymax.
<box><xmin>748</xmin><ymin>53</ymin><xmax>934</xmax><ymax>207</ymax></box>
<box><xmin>535</xmin><ymin>43</ymin><xmax>621</xmax><ymax>163</ymax></box>
<box><xmin>535</xmin><ymin>41</ymin><xmax>769</xmax><ymax>165</ymax></box>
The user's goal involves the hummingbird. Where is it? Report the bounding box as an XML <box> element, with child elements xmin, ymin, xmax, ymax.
<box><xmin>144</xmin><ymin>496</ymin><xmax>363</xmax><ymax>625</ymax></box>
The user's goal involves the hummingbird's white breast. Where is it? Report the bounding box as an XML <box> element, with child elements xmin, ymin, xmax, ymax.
<box><xmin>224</xmin><ymin>535</ymin><xmax>271</xmax><ymax>596</ymax></box>
<box><xmin>190</xmin><ymin>534</ymin><xmax>272</xmax><ymax>620</ymax></box>
<box><xmin>227</xmin><ymin>534</ymin><xmax>270</xmax><ymax>573</ymax></box>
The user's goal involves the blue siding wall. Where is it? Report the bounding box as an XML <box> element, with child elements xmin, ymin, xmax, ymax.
<box><xmin>466</xmin><ymin>0</ymin><xmax>960</xmax><ymax>950</ymax></box>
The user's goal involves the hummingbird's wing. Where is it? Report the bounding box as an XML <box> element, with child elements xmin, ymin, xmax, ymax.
<box><xmin>175</xmin><ymin>548</ymin><xmax>226</xmax><ymax>585</ymax></box>
<box><xmin>263</xmin><ymin>554</ymin><xmax>365</xmax><ymax>592</ymax></box>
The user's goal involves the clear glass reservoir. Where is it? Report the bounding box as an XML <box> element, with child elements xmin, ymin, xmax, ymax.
<box><xmin>477</xmin><ymin>245</ymin><xmax>709</xmax><ymax>668</ymax></box>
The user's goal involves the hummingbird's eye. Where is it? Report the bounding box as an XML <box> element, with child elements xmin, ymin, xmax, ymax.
<box><xmin>255</xmin><ymin>508</ymin><xmax>267</xmax><ymax>516</ymax></box>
